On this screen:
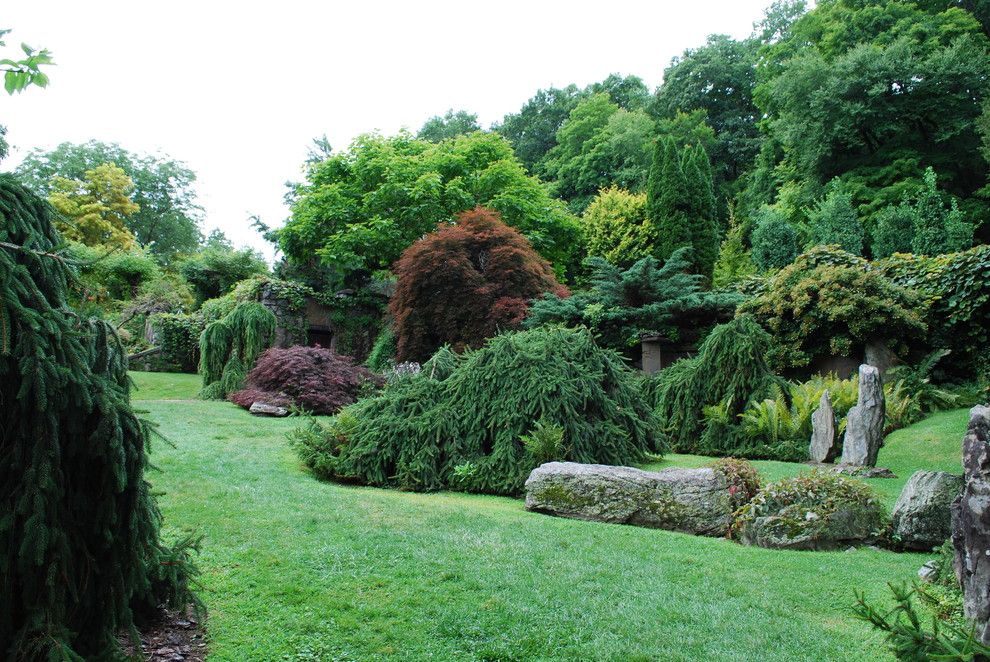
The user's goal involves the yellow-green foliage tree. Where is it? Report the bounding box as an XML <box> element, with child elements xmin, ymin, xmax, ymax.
<box><xmin>583</xmin><ymin>186</ymin><xmax>654</xmax><ymax>266</ymax></box>
<box><xmin>48</xmin><ymin>162</ymin><xmax>139</xmax><ymax>249</ymax></box>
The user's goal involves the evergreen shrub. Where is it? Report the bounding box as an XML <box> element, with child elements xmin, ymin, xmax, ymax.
<box><xmin>291</xmin><ymin>326</ymin><xmax>659</xmax><ymax>495</ymax></box>
<box><xmin>650</xmin><ymin>315</ymin><xmax>792</xmax><ymax>459</ymax></box>
<box><xmin>525</xmin><ymin>247</ymin><xmax>741</xmax><ymax>354</ymax></box>
<box><xmin>0</xmin><ymin>175</ymin><xmax>197</xmax><ymax>659</ymax></box>
<box><xmin>199</xmin><ymin>301</ymin><xmax>277</xmax><ymax>399</ymax></box>
<box><xmin>750</xmin><ymin>207</ymin><xmax>798</xmax><ymax>271</ymax></box>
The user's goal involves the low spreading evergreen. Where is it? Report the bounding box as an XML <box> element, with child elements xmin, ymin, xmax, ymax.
<box><xmin>649</xmin><ymin>315</ymin><xmax>792</xmax><ymax>460</ymax></box>
<box><xmin>291</xmin><ymin>326</ymin><xmax>659</xmax><ymax>495</ymax></box>
<box><xmin>525</xmin><ymin>247</ymin><xmax>740</xmax><ymax>355</ymax></box>
<box><xmin>0</xmin><ymin>175</ymin><xmax>197</xmax><ymax>659</ymax></box>
<box><xmin>199</xmin><ymin>300</ymin><xmax>276</xmax><ymax>399</ymax></box>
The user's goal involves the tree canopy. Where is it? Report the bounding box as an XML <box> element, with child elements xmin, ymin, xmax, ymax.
<box><xmin>750</xmin><ymin>0</ymin><xmax>990</xmax><ymax>234</ymax></box>
<box><xmin>16</xmin><ymin>141</ymin><xmax>203</xmax><ymax>260</ymax></box>
<box><xmin>279</xmin><ymin>131</ymin><xmax>582</xmax><ymax>289</ymax></box>
<box><xmin>417</xmin><ymin>109</ymin><xmax>481</xmax><ymax>142</ymax></box>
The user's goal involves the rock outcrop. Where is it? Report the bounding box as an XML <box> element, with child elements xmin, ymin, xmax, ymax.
<box><xmin>952</xmin><ymin>405</ymin><xmax>990</xmax><ymax>645</ymax></box>
<box><xmin>840</xmin><ymin>365</ymin><xmax>885</xmax><ymax>466</ymax></box>
<box><xmin>524</xmin><ymin>462</ymin><xmax>735</xmax><ymax>537</ymax></box>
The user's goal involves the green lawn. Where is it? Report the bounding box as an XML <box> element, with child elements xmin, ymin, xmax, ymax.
<box><xmin>132</xmin><ymin>370</ymin><xmax>968</xmax><ymax>661</ymax></box>
<box><xmin>131</xmin><ymin>370</ymin><xmax>202</xmax><ymax>401</ymax></box>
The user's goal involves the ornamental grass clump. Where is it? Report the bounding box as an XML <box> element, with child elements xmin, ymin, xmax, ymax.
<box><xmin>229</xmin><ymin>345</ymin><xmax>381</xmax><ymax>415</ymax></box>
<box><xmin>292</xmin><ymin>326</ymin><xmax>659</xmax><ymax>495</ymax></box>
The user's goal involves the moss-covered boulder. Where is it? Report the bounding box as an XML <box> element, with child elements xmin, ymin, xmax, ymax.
<box><xmin>735</xmin><ymin>471</ymin><xmax>887</xmax><ymax>550</ymax></box>
<box><xmin>524</xmin><ymin>462</ymin><xmax>736</xmax><ymax>537</ymax></box>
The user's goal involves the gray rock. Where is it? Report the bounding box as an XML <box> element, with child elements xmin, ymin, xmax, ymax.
<box><xmin>829</xmin><ymin>464</ymin><xmax>897</xmax><ymax>479</ymax></box>
<box><xmin>864</xmin><ymin>341</ymin><xmax>899</xmax><ymax>377</ymax></box>
<box><xmin>952</xmin><ymin>405</ymin><xmax>990</xmax><ymax>644</ymax></box>
<box><xmin>738</xmin><ymin>499</ymin><xmax>885</xmax><ymax>551</ymax></box>
<box><xmin>249</xmin><ymin>401</ymin><xmax>289</xmax><ymax>417</ymax></box>
<box><xmin>919</xmin><ymin>560</ymin><xmax>941</xmax><ymax>583</ymax></box>
<box><xmin>840</xmin><ymin>365</ymin><xmax>885</xmax><ymax>466</ymax></box>
<box><xmin>810</xmin><ymin>390</ymin><xmax>838</xmax><ymax>463</ymax></box>
<box><xmin>892</xmin><ymin>470</ymin><xmax>963</xmax><ymax>550</ymax></box>
<box><xmin>524</xmin><ymin>462</ymin><xmax>734</xmax><ymax>537</ymax></box>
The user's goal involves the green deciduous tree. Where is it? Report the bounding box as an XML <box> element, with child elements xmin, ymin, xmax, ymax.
<box><xmin>177</xmin><ymin>233</ymin><xmax>268</xmax><ymax>305</ymax></box>
<box><xmin>652</xmin><ymin>34</ymin><xmax>762</xmax><ymax>195</ymax></box>
<box><xmin>538</xmin><ymin>93</ymin><xmax>655</xmax><ymax>211</ymax></box>
<box><xmin>494</xmin><ymin>74</ymin><xmax>650</xmax><ymax>172</ymax></box>
<box><xmin>16</xmin><ymin>141</ymin><xmax>203</xmax><ymax>261</ymax></box>
<box><xmin>0</xmin><ymin>27</ymin><xmax>53</xmax><ymax>94</ymax></box>
<box><xmin>417</xmin><ymin>109</ymin><xmax>481</xmax><ymax>142</ymax></box>
<box><xmin>751</xmin><ymin>0</ymin><xmax>990</xmax><ymax>231</ymax></box>
<box><xmin>279</xmin><ymin>131</ymin><xmax>582</xmax><ymax>289</ymax></box>
<box><xmin>494</xmin><ymin>85</ymin><xmax>584</xmax><ymax>171</ymax></box>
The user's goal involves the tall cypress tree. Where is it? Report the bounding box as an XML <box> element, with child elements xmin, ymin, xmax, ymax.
<box><xmin>0</xmin><ymin>174</ymin><xmax>195</xmax><ymax>659</ymax></box>
<box><xmin>647</xmin><ymin>136</ymin><xmax>692</xmax><ymax>262</ymax></box>
<box><xmin>683</xmin><ymin>146</ymin><xmax>719</xmax><ymax>279</ymax></box>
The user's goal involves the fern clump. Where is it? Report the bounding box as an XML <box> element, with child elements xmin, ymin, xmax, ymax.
<box><xmin>293</xmin><ymin>326</ymin><xmax>658</xmax><ymax>495</ymax></box>
<box><xmin>650</xmin><ymin>315</ymin><xmax>789</xmax><ymax>459</ymax></box>
<box><xmin>198</xmin><ymin>300</ymin><xmax>276</xmax><ymax>399</ymax></box>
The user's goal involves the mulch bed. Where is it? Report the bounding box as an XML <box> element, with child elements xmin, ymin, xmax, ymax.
<box><xmin>119</xmin><ymin>606</ymin><xmax>206</xmax><ymax>661</ymax></box>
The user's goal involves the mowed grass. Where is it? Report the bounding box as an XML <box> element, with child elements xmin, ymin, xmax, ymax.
<box><xmin>131</xmin><ymin>371</ymin><xmax>967</xmax><ymax>661</ymax></box>
<box><xmin>131</xmin><ymin>370</ymin><xmax>202</xmax><ymax>401</ymax></box>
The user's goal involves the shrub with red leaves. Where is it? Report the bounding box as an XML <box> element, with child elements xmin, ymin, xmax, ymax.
<box><xmin>228</xmin><ymin>345</ymin><xmax>381</xmax><ymax>415</ymax></box>
<box><xmin>390</xmin><ymin>206</ymin><xmax>569</xmax><ymax>362</ymax></box>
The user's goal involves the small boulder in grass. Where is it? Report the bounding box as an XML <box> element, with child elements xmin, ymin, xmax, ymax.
<box><xmin>249</xmin><ymin>402</ymin><xmax>289</xmax><ymax>417</ymax></box>
<box><xmin>229</xmin><ymin>346</ymin><xmax>383</xmax><ymax>416</ymax></box>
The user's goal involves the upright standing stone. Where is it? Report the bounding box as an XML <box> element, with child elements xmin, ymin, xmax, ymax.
<box><xmin>952</xmin><ymin>405</ymin><xmax>990</xmax><ymax>645</ymax></box>
<box><xmin>810</xmin><ymin>389</ymin><xmax>838</xmax><ymax>463</ymax></box>
<box><xmin>840</xmin><ymin>365</ymin><xmax>885</xmax><ymax>466</ymax></box>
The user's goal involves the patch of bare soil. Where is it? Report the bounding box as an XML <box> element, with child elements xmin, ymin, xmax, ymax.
<box><xmin>119</xmin><ymin>606</ymin><xmax>206</xmax><ymax>661</ymax></box>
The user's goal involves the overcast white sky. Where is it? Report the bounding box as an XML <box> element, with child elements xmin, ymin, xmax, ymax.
<box><xmin>2</xmin><ymin>1</ymin><xmax>769</xmax><ymax>260</ymax></box>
